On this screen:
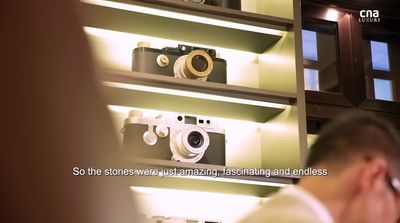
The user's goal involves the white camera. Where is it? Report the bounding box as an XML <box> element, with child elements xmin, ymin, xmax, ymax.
<box><xmin>122</xmin><ymin>110</ymin><xmax>226</xmax><ymax>165</ymax></box>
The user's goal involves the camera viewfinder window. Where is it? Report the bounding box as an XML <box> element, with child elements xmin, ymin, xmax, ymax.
<box><xmin>302</xmin><ymin>21</ymin><xmax>340</xmax><ymax>93</ymax></box>
<box><xmin>304</xmin><ymin>68</ymin><xmax>320</xmax><ymax>91</ymax></box>
<box><xmin>373</xmin><ymin>78</ymin><xmax>393</xmax><ymax>101</ymax></box>
<box><xmin>184</xmin><ymin>116</ymin><xmax>197</xmax><ymax>125</ymax></box>
<box><xmin>302</xmin><ymin>30</ymin><xmax>318</xmax><ymax>61</ymax></box>
<box><xmin>370</xmin><ymin>41</ymin><xmax>390</xmax><ymax>71</ymax></box>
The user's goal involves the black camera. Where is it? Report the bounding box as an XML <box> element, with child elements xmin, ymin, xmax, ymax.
<box><xmin>180</xmin><ymin>0</ymin><xmax>241</xmax><ymax>10</ymax></box>
<box><xmin>132</xmin><ymin>42</ymin><xmax>227</xmax><ymax>84</ymax></box>
<box><xmin>122</xmin><ymin>110</ymin><xmax>226</xmax><ymax>165</ymax></box>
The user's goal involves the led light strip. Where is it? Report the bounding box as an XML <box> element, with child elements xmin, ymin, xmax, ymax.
<box><xmin>81</xmin><ymin>0</ymin><xmax>285</xmax><ymax>36</ymax></box>
<box><xmin>103</xmin><ymin>81</ymin><xmax>287</xmax><ymax>109</ymax></box>
<box><xmin>130</xmin><ymin>186</ymin><xmax>267</xmax><ymax>200</ymax></box>
<box><xmin>168</xmin><ymin>174</ymin><xmax>292</xmax><ymax>187</ymax></box>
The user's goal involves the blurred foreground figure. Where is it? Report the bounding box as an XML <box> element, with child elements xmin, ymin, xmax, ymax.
<box><xmin>1</xmin><ymin>1</ymin><xmax>139</xmax><ymax>223</ymax></box>
<box><xmin>240</xmin><ymin>111</ymin><xmax>400</xmax><ymax>223</ymax></box>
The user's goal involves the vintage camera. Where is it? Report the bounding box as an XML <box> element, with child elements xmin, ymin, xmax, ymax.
<box><xmin>122</xmin><ymin>110</ymin><xmax>226</xmax><ymax>165</ymax></box>
<box><xmin>180</xmin><ymin>0</ymin><xmax>241</xmax><ymax>10</ymax></box>
<box><xmin>132</xmin><ymin>42</ymin><xmax>227</xmax><ymax>84</ymax></box>
<box><xmin>151</xmin><ymin>216</ymin><xmax>222</xmax><ymax>223</ymax></box>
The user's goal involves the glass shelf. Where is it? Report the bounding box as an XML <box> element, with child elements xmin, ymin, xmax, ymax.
<box><xmin>101</xmin><ymin>69</ymin><xmax>296</xmax><ymax>122</ymax></box>
<box><xmin>125</xmin><ymin>157</ymin><xmax>296</xmax><ymax>197</ymax></box>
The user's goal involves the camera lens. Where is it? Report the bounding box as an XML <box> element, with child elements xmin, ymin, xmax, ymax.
<box><xmin>169</xmin><ymin>126</ymin><xmax>210</xmax><ymax>163</ymax></box>
<box><xmin>187</xmin><ymin>131</ymin><xmax>204</xmax><ymax>148</ymax></box>
<box><xmin>191</xmin><ymin>55</ymin><xmax>208</xmax><ymax>72</ymax></box>
<box><xmin>174</xmin><ymin>50</ymin><xmax>213</xmax><ymax>80</ymax></box>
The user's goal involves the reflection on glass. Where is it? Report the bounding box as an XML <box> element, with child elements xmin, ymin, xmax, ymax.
<box><xmin>304</xmin><ymin>68</ymin><xmax>319</xmax><ymax>91</ymax></box>
<box><xmin>302</xmin><ymin>30</ymin><xmax>318</xmax><ymax>61</ymax></box>
<box><xmin>307</xmin><ymin>134</ymin><xmax>319</xmax><ymax>149</ymax></box>
<box><xmin>370</xmin><ymin>41</ymin><xmax>390</xmax><ymax>71</ymax></box>
<box><xmin>373</xmin><ymin>78</ymin><xmax>393</xmax><ymax>101</ymax></box>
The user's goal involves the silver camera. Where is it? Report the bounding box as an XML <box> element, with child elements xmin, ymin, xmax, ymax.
<box><xmin>122</xmin><ymin>110</ymin><xmax>226</xmax><ymax>165</ymax></box>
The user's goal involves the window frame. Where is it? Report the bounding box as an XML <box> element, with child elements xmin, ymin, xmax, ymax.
<box><xmin>302</xmin><ymin>18</ymin><xmax>342</xmax><ymax>93</ymax></box>
<box><xmin>356</xmin><ymin>16</ymin><xmax>400</xmax><ymax>112</ymax></box>
<box><xmin>302</xmin><ymin>3</ymin><xmax>355</xmax><ymax>107</ymax></box>
<box><xmin>363</xmin><ymin>37</ymin><xmax>400</xmax><ymax>102</ymax></box>
<box><xmin>301</xmin><ymin>0</ymin><xmax>400</xmax><ymax>129</ymax></box>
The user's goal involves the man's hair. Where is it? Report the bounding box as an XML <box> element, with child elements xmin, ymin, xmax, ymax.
<box><xmin>307</xmin><ymin>111</ymin><xmax>400</xmax><ymax>171</ymax></box>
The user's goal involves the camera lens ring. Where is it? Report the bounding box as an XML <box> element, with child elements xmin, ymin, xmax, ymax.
<box><xmin>191</xmin><ymin>55</ymin><xmax>208</xmax><ymax>72</ymax></box>
<box><xmin>187</xmin><ymin>131</ymin><xmax>204</xmax><ymax>148</ymax></box>
<box><xmin>169</xmin><ymin>126</ymin><xmax>209</xmax><ymax>163</ymax></box>
<box><xmin>179</xmin><ymin>127</ymin><xmax>209</xmax><ymax>154</ymax></box>
<box><xmin>185</xmin><ymin>50</ymin><xmax>213</xmax><ymax>78</ymax></box>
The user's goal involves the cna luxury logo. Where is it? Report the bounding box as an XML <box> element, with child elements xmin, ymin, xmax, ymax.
<box><xmin>359</xmin><ymin>10</ymin><xmax>381</xmax><ymax>22</ymax></box>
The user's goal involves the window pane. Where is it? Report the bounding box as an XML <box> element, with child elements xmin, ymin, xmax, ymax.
<box><xmin>302</xmin><ymin>21</ymin><xmax>340</xmax><ymax>93</ymax></box>
<box><xmin>370</xmin><ymin>41</ymin><xmax>390</xmax><ymax>71</ymax></box>
<box><xmin>304</xmin><ymin>68</ymin><xmax>319</xmax><ymax>91</ymax></box>
<box><xmin>302</xmin><ymin>30</ymin><xmax>318</xmax><ymax>61</ymax></box>
<box><xmin>373</xmin><ymin>78</ymin><xmax>393</xmax><ymax>101</ymax></box>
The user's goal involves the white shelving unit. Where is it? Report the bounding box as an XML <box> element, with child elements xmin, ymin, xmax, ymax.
<box><xmin>80</xmin><ymin>0</ymin><xmax>306</xmax><ymax>221</ymax></box>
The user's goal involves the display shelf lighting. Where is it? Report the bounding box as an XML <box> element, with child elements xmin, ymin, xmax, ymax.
<box><xmin>103</xmin><ymin>81</ymin><xmax>287</xmax><ymax>109</ymax></box>
<box><xmin>325</xmin><ymin>8</ymin><xmax>339</xmax><ymax>21</ymax></box>
<box><xmin>131</xmin><ymin>186</ymin><xmax>263</xmax><ymax>201</ymax></box>
<box><xmin>169</xmin><ymin>174</ymin><xmax>292</xmax><ymax>187</ymax></box>
<box><xmin>81</xmin><ymin>0</ymin><xmax>285</xmax><ymax>36</ymax></box>
<box><xmin>131</xmin><ymin>186</ymin><xmax>264</xmax><ymax>222</ymax></box>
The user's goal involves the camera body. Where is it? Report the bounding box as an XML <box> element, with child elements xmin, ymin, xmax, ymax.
<box><xmin>132</xmin><ymin>43</ymin><xmax>227</xmax><ymax>84</ymax></box>
<box><xmin>181</xmin><ymin>0</ymin><xmax>241</xmax><ymax>10</ymax></box>
<box><xmin>122</xmin><ymin>110</ymin><xmax>226</xmax><ymax>165</ymax></box>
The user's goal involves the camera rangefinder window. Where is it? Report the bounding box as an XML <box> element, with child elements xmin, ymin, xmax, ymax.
<box><xmin>184</xmin><ymin>116</ymin><xmax>197</xmax><ymax>125</ymax></box>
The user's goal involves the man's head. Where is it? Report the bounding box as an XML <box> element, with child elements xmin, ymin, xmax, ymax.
<box><xmin>304</xmin><ymin>111</ymin><xmax>400</xmax><ymax>223</ymax></box>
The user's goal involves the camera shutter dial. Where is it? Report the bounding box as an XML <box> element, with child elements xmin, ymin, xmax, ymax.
<box><xmin>156</xmin><ymin>54</ymin><xmax>169</xmax><ymax>68</ymax></box>
<box><xmin>156</xmin><ymin>124</ymin><xmax>169</xmax><ymax>138</ymax></box>
<box><xmin>128</xmin><ymin>110</ymin><xmax>143</xmax><ymax>118</ymax></box>
<box><xmin>143</xmin><ymin>125</ymin><xmax>158</xmax><ymax>146</ymax></box>
<box><xmin>137</xmin><ymin>41</ymin><xmax>150</xmax><ymax>48</ymax></box>
<box><xmin>143</xmin><ymin>131</ymin><xmax>157</xmax><ymax>146</ymax></box>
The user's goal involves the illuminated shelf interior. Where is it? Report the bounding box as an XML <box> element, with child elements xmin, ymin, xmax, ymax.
<box><xmin>131</xmin><ymin>186</ymin><xmax>270</xmax><ymax>222</ymax></box>
<box><xmin>81</xmin><ymin>0</ymin><xmax>305</xmax><ymax>222</ymax></box>
<box><xmin>79</xmin><ymin>0</ymin><xmax>293</xmax><ymax>53</ymax></box>
<box><xmin>125</xmin><ymin>157</ymin><xmax>294</xmax><ymax>197</ymax></box>
<box><xmin>101</xmin><ymin>69</ymin><xmax>296</xmax><ymax>122</ymax></box>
